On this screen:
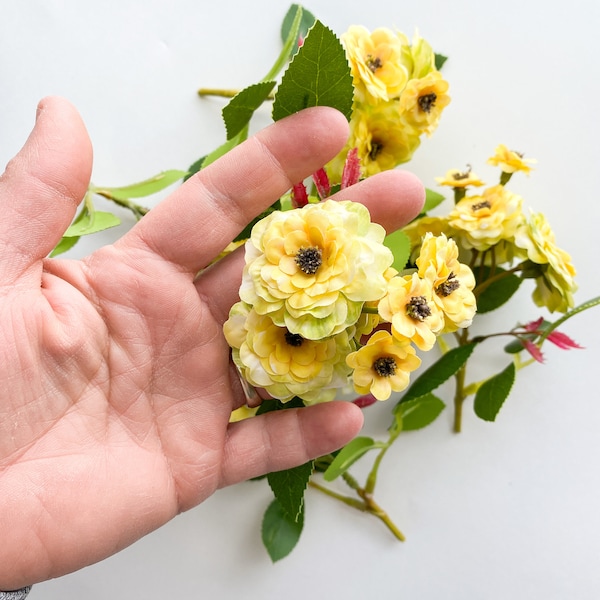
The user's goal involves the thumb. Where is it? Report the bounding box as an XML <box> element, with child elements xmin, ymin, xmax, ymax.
<box><xmin>0</xmin><ymin>96</ymin><xmax>93</xmax><ymax>284</ymax></box>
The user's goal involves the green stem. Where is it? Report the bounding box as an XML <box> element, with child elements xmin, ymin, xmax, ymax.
<box><xmin>453</xmin><ymin>362</ymin><xmax>467</xmax><ymax>433</ymax></box>
<box><xmin>197</xmin><ymin>88</ymin><xmax>241</xmax><ymax>98</ymax></box>
<box><xmin>364</xmin><ymin>443</ymin><xmax>392</xmax><ymax>495</ymax></box>
<box><xmin>94</xmin><ymin>191</ymin><xmax>149</xmax><ymax>220</ymax></box>
<box><xmin>308</xmin><ymin>481</ymin><xmax>365</xmax><ymax>511</ymax></box>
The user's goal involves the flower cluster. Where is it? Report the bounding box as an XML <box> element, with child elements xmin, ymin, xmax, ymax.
<box><xmin>326</xmin><ymin>27</ymin><xmax>450</xmax><ymax>182</ymax></box>
<box><xmin>404</xmin><ymin>145</ymin><xmax>578</xmax><ymax>314</ymax></box>
<box><xmin>224</xmin><ymin>200</ymin><xmax>477</xmax><ymax>404</ymax></box>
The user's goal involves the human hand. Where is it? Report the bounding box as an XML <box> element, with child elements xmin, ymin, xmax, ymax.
<box><xmin>0</xmin><ymin>97</ymin><xmax>424</xmax><ymax>588</ymax></box>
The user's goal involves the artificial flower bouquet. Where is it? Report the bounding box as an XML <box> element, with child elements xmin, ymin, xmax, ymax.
<box><xmin>53</xmin><ymin>4</ymin><xmax>599</xmax><ymax>561</ymax></box>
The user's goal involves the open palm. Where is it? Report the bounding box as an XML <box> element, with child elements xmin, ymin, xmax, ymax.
<box><xmin>0</xmin><ymin>97</ymin><xmax>424</xmax><ymax>589</ymax></box>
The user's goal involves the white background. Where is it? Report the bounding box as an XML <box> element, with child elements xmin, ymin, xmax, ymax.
<box><xmin>2</xmin><ymin>1</ymin><xmax>600</xmax><ymax>598</ymax></box>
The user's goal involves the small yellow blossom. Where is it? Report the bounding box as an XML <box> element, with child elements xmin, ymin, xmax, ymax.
<box><xmin>448</xmin><ymin>185</ymin><xmax>525</xmax><ymax>252</ymax></box>
<box><xmin>378</xmin><ymin>272</ymin><xmax>445</xmax><ymax>351</ymax></box>
<box><xmin>342</xmin><ymin>26</ymin><xmax>410</xmax><ymax>102</ymax></box>
<box><xmin>239</xmin><ymin>200</ymin><xmax>394</xmax><ymax>340</ymax></box>
<box><xmin>398</xmin><ymin>70</ymin><xmax>451</xmax><ymax>137</ymax></box>
<box><xmin>327</xmin><ymin>103</ymin><xmax>421</xmax><ymax>181</ymax></box>
<box><xmin>416</xmin><ymin>233</ymin><xmax>477</xmax><ymax>331</ymax></box>
<box><xmin>514</xmin><ymin>211</ymin><xmax>577</xmax><ymax>312</ymax></box>
<box><xmin>435</xmin><ymin>167</ymin><xmax>485</xmax><ymax>189</ymax></box>
<box><xmin>487</xmin><ymin>144</ymin><xmax>536</xmax><ymax>175</ymax></box>
<box><xmin>224</xmin><ymin>302</ymin><xmax>352</xmax><ymax>404</ymax></box>
<box><xmin>346</xmin><ymin>330</ymin><xmax>421</xmax><ymax>401</ymax></box>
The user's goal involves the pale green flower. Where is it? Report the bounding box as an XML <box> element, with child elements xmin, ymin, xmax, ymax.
<box><xmin>239</xmin><ymin>200</ymin><xmax>394</xmax><ymax>340</ymax></box>
<box><xmin>514</xmin><ymin>211</ymin><xmax>577</xmax><ymax>312</ymax></box>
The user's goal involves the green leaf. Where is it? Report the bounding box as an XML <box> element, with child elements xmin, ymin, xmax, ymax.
<box><xmin>475</xmin><ymin>267</ymin><xmax>522</xmax><ymax>313</ymax></box>
<box><xmin>262</xmin><ymin>499</ymin><xmax>304</xmax><ymax>562</ymax></box>
<box><xmin>223</xmin><ymin>81</ymin><xmax>277</xmax><ymax>140</ymax></box>
<box><xmin>280</xmin><ymin>4</ymin><xmax>317</xmax><ymax>49</ymax></box>
<box><xmin>394</xmin><ymin>393</ymin><xmax>445</xmax><ymax>431</ymax></box>
<box><xmin>422</xmin><ymin>188</ymin><xmax>446</xmax><ymax>213</ymax></box>
<box><xmin>384</xmin><ymin>229</ymin><xmax>411</xmax><ymax>272</ymax></box>
<box><xmin>62</xmin><ymin>210</ymin><xmax>121</xmax><ymax>237</ymax></box>
<box><xmin>50</xmin><ymin>235</ymin><xmax>80</xmax><ymax>257</ymax></box>
<box><xmin>267</xmin><ymin>460</ymin><xmax>314</xmax><ymax>522</ymax></box>
<box><xmin>398</xmin><ymin>342</ymin><xmax>477</xmax><ymax>405</ymax></box>
<box><xmin>256</xmin><ymin>396</ymin><xmax>304</xmax><ymax>416</ymax></box>
<box><xmin>473</xmin><ymin>362</ymin><xmax>516</xmax><ymax>422</ymax></box>
<box><xmin>435</xmin><ymin>53</ymin><xmax>448</xmax><ymax>70</ymax></box>
<box><xmin>91</xmin><ymin>170</ymin><xmax>187</xmax><ymax>200</ymax></box>
<box><xmin>272</xmin><ymin>20</ymin><xmax>354</xmax><ymax>122</ymax></box>
<box><xmin>322</xmin><ymin>436</ymin><xmax>381</xmax><ymax>482</ymax></box>
<box><xmin>184</xmin><ymin>155</ymin><xmax>206</xmax><ymax>182</ymax></box>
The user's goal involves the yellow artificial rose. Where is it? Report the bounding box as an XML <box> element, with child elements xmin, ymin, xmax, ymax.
<box><xmin>514</xmin><ymin>211</ymin><xmax>577</xmax><ymax>312</ymax></box>
<box><xmin>224</xmin><ymin>302</ymin><xmax>352</xmax><ymax>404</ymax></box>
<box><xmin>398</xmin><ymin>70</ymin><xmax>450</xmax><ymax>137</ymax></box>
<box><xmin>487</xmin><ymin>144</ymin><xmax>536</xmax><ymax>175</ymax></box>
<box><xmin>448</xmin><ymin>185</ymin><xmax>525</xmax><ymax>252</ymax></box>
<box><xmin>239</xmin><ymin>200</ymin><xmax>394</xmax><ymax>340</ymax></box>
<box><xmin>342</xmin><ymin>25</ymin><xmax>410</xmax><ymax>102</ymax></box>
<box><xmin>378</xmin><ymin>272</ymin><xmax>445</xmax><ymax>351</ymax></box>
<box><xmin>327</xmin><ymin>103</ymin><xmax>421</xmax><ymax>182</ymax></box>
<box><xmin>416</xmin><ymin>233</ymin><xmax>477</xmax><ymax>331</ymax></box>
<box><xmin>347</xmin><ymin>330</ymin><xmax>421</xmax><ymax>401</ymax></box>
<box><xmin>410</xmin><ymin>32</ymin><xmax>436</xmax><ymax>79</ymax></box>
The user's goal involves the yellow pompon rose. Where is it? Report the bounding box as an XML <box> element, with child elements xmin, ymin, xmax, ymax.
<box><xmin>514</xmin><ymin>211</ymin><xmax>577</xmax><ymax>312</ymax></box>
<box><xmin>378</xmin><ymin>272</ymin><xmax>445</xmax><ymax>351</ymax></box>
<box><xmin>435</xmin><ymin>167</ymin><xmax>485</xmax><ymax>189</ymax></box>
<box><xmin>239</xmin><ymin>200</ymin><xmax>394</xmax><ymax>340</ymax></box>
<box><xmin>327</xmin><ymin>103</ymin><xmax>421</xmax><ymax>182</ymax></box>
<box><xmin>399</xmin><ymin>70</ymin><xmax>450</xmax><ymax>137</ymax></box>
<box><xmin>224</xmin><ymin>302</ymin><xmax>352</xmax><ymax>404</ymax></box>
<box><xmin>347</xmin><ymin>330</ymin><xmax>421</xmax><ymax>401</ymax></box>
<box><xmin>416</xmin><ymin>233</ymin><xmax>477</xmax><ymax>331</ymax></box>
<box><xmin>487</xmin><ymin>144</ymin><xmax>536</xmax><ymax>175</ymax></box>
<box><xmin>448</xmin><ymin>185</ymin><xmax>525</xmax><ymax>252</ymax></box>
<box><xmin>342</xmin><ymin>25</ymin><xmax>410</xmax><ymax>102</ymax></box>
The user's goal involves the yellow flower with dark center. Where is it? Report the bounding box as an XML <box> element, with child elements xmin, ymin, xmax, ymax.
<box><xmin>342</xmin><ymin>25</ymin><xmax>410</xmax><ymax>102</ymax></box>
<box><xmin>378</xmin><ymin>272</ymin><xmax>444</xmax><ymax>351</ymax></box>
<box><xmin>514</xmin><ymin>211</ymin><xmax>577</xmax><ymax>312</ymax></box>
<box><xmin>239</xmin><ymin>200</ymin><xmax>394</xmax><ymax>340</ymax></box>
<box><xmin>327</xmin><ymin>103</ymin><xmax>421</xmax><ymax>182</ymax></box>
<box><xmin>398</xmin><ymin>70</ymin><xmax>450</xmax><ymax>137</ymax></box>
<box><xmin>346</xmin><ymin>330</ymin><xmax>421</xmax><ymax>401</ymax></box>
<box><xmin>487</xmin><ymin>144</ymin><xmax>536</xmax><ymax>175</ymax></box>
<box><xmin>416</xmin><ymin>233</ymin><xmax>477</xmax><ymax>331</ymax></box>
<box><xmin>224</xmin><ymin>302</ymin><xmax>352</xmax><ymax>404</ymax></box>
<box><xmin>448</xmin><ymin>185</ymin><xmax>525</xmax><ymax>251</ymax></box>
<box><xmin>435</xmin><ymin>167</ymin><xmax>485</xmax><ymax>189</ymax></box>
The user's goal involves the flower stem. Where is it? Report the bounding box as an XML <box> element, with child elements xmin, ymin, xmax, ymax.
<box><xmin>453</xmin><ymin>362</ymin><xmax>467</xmax><ymax>433</ymax></box>
<box><xmin>197</xmin><ymin>88</ymin><xmax>241</xmax><ymax>98</ymax></box>
<box><xmin>94</xmin><ymin>191</ymin><xmax>149</xmax><ymax>220</ymax></box>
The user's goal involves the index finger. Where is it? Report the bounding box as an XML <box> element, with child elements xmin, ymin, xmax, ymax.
<box><xmin>118</xmin><ymin>107</ymin><xmax>350</xmax><ymax>274</ymax></box>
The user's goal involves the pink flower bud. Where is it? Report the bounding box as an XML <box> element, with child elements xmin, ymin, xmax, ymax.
<box><xmin>546</xmin><ymin>330</ymin><xmax>584</xmax><ymax>350</ymax></box>
<box><xmin>352</xmin><ymin>394</ymin><xmax>379</xmax><ymax>408</ymax></box>
<box><xmin>341</xmin><ymin>147</ymin><xmax>361</xmax><ymax>189</ymax></box>
<box><xmin>291</xmin><ymin>181</ymin><xmax>309</xmax><ymax>208</ymax></box>
<box><xmin>522</xmin><ymin>339</ymin><xmax>545</xmax><ymax>363</ymax></box>
<box><xmin>312</xmin><ymin>168</ymin><xmax>331</xmax><ymax>200</ymax></box>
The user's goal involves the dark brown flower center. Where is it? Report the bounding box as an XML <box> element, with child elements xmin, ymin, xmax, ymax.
<box><xmin>406</xmin><ymin>295</ymin><xmax>431</xmax><ymax>321</ymax></box>
<box><xmin>452</xmin><ymin>165</ymin><xmax>472</xmax><ymax>181</ymax></box>
<box><xmin>373</xmin><ymin>356</ymin><xmax>397</xmax><ymax>377</ymax></box>
<box><xmin>418</xmin><ymin>93</ymin><xmax>437</xmax><ymax>113</ymax></box>
<box><xmin>366</xmin><ymin>55</ymin><xmax>383</xmax><ymax>73</ymax></box>
<box><xmin>436</xmin><ymin>272</ymin><xmax>461</xmax><ymax>297</ymax></box>
<box><xmin>284</xmin><ymin>332</ymin><xmax>304</xmax><ymax>347</ymax></box>
<box><xmin>472</xmin><ymin>200</ymin><xmax>492</xmax><ymax>211</ymax></box>
<box><xmin>295</xmin><ymin>247</ymin><xmax>322</xmax><ymax>275</ymax></box>
<box><xmin>369</xmin><ymin>141</ymin><xmax>383</xmax><ymax>161</ymax></box>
